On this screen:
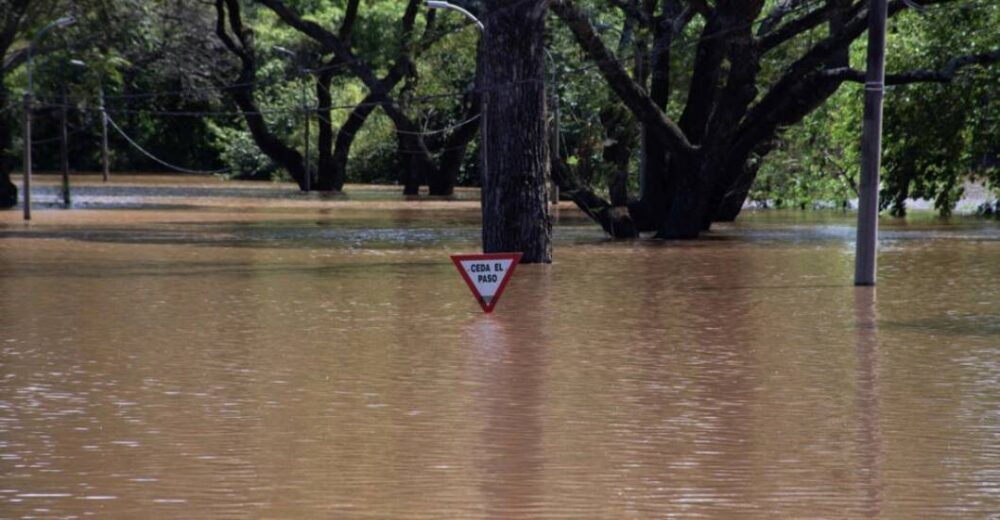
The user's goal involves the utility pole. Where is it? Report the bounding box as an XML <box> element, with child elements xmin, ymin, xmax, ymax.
<box><xmin>100</xmin><ymin>84</ymin><xmax>109</xmax><ymax>182</ymax></box>
<box><xmin>548</xmin><ymin>51</ymin><xmax>560</xmax><ymax>205</ymax></box>
<box><xmin>302</xmin><ymin>78</ymin><xmax>311</xmax><ymax>192</ymax></box>
<box><xmin>60</xmin><ymin>90</ymin><xmax>70</xmax><ymax>207</ymax></box>
<box><xmin>22</xmin><ymin>92</ymin><xmax>31</xmax><ymax>220</ymax></box>
<box><xmin>854</xmin><ymin>0</ymin><xmax>887</xmax><ymax>286</ymax></box>
<box><xmin>22</xmin><ymin>16</ymin><xmax>76</xmax><ymax>220</ymax></box>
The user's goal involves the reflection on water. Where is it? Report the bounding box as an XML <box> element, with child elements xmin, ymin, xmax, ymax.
<box><xmin>854</xmin><ymin>288</ymin><xmax>882</xmax><ymax>519</ymax></box>
<box><xmin>2</xmin><ymin>177</ymin><xmax>1000</xmax><ymax>517</ymax></box>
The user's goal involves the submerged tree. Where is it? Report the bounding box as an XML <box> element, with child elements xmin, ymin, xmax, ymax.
<box><xmin>550</xmin><ymin>0</ymin><xmax>1000</xmax><ymax>238</ymax></box>
<box><xmin>254</xmin><ymin>0</ymin><xmax>482</xmax><ymax>195</ymax></box>
<box><xmin>481</xmin><ymin>0</ymin><xmax>553</xmax><ymax>262</ymax></box>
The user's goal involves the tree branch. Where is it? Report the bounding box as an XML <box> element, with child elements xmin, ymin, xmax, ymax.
<box><xmin>758</xmin><ymin>0</ymin><xmax>816</xmax><ymax>36</ymax></box>
<box><xmin>551</xmin><ymin>0</ymin><xmax>697</xmax><ymax>154</ymax></box>
<box><xmin>821</xmin><ymin>49</ymin><xmax>1000</xmax><ymax>84</ymax></box>
<box><xmin>214</xmin><ymin>0</ymin><xmax>306</xmax><ymax>187</ymax></box>
<box><xmin>214</xmin><ymin>0</ymin><xmax>246</xmax><ymax>62</ymax></box>
<box><xmin>609</xmin><ymin>0</ymin><xmax>653</xmax><ymax>28</ymax></box>
<box><xmin>757</xmin><ymin>2</ymin><xmax>837</xmax><ymax>53</ymax></box>
<box><xmin>339</xmin><ymin>0</ymin><xmax>360</xmax><ymax>43</ymax></box>
<box><xmin>257</xmin><ymin>0</ymin><xmax>382</xmax><ymax>90</ymax></box>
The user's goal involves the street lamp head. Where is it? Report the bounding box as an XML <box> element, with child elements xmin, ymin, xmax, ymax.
<box><xmin>27</xmin><ymin>16</ymin><xmax>79</xmax><ymax>95</ymax></box>
<box><xmin>273</xmin><ymin>46</ymin><xmax>296</xmax><ymax>58</ymax></box>
<box><xmin>425</xmin><ymin>1</ymin><xmax>484</xmax><ymax>31</ymax></box>
<box><xmin>69</xmin><ymin>59</ymin><xmax>86</xmax><ymax>67</ymax></box>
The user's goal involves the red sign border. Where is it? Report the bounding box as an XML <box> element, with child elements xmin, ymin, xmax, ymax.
<box><xmin>450</xmin><ymin>252</ymin><xmax>523</xmax><ymax>313</ymax></box>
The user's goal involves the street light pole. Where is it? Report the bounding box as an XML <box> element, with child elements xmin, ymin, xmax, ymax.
<box><xmin>22</xmin><ymin>92</ymin><xmax>31</xmax><ymax>220</ymax></box>
<box><xmin>22</xmin><ymin>16</ymin><xmax>76</xmax><ymax>221</ymax></box>
<box><xmin>58</xmin><ymin>58</ymin><xmax>88</xmax><ymax>208</ymax></box>
<box><xmin>100</xmin><ymin>82</ymin><xmax>110</xmax><ymax>182</ymax></box>
<box><xmin>543</xmin><ymin>49</ymin><xmax>559</xmax><ymax>204</ymax></box>
<box><xmin>302</xmin><ymin>76</ymin><xmax>311</xmax><ymax>192</ymax></box>
<box><xmin>854</xmin><ymin>0</ymin><xmax>887</xmax><ymax>286</ymax></box>
<box><xmin>60</xmin><ymin>89</ymin><xmax>70</xmax><ymax>207</ymax></box>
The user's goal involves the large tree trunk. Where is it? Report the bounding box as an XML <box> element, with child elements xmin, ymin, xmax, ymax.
<box><xmin>315</xmin><ymin>65</ymin><xmax>338</xmax><ymax>191</ymax></box>
<box><xmin>0</xmin><ymin>83</ymin><xmax>16</xmax><ymax>209</ymax></box>
<box><xmin>481</xmin><ymin>0</ymin><xmax>552</xmax><ymax>263</ymax></box>
<box><xmin>396</xmin><ymin>130</ymin><xmax>432</xmax><ymax>195</ymax></box>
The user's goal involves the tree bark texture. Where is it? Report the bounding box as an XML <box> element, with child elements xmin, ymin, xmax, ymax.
<box><xmin>481</xmin><ymin>0</ymin><xmax>552</xmax><ymax>263</ymax></box>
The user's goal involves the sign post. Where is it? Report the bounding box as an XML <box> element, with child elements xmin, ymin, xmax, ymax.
<box><xmin>451</xmin><ymin>252</ymin><xmax>522</xmax><ymax>313</ymax></box>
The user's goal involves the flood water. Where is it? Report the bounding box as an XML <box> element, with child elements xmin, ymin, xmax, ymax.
<box><xmin>3</xmin><ymin>175</ymin><xmax>1000</xmax><ymax>518</ymax></box>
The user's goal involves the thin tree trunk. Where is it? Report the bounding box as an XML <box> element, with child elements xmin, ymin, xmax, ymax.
<box><xmin>230</xmin><ymin>87</ymin><xmax>307</xmax><ymax>187</ymax></box>
<box><xmin>481</xmin><ymin>0</ymin><xmax>552</xmax><ymax>263</ymax></box>
<box><xmin>315</xmin><ymin>65</ymin><xmax>337</xmax><ymax>191</ymax></box>
<box><xmin>634</xmin><ymin>0</ymin><xmax>684</xmax><ymax>230</ymax></box>
<box><xmin>429</xmin><ymin>90</ymin><xmax>481</xmax><ymax>196</ymax></box>
<box><xmin>328</xmin><ymin>95</ymin><xmax>379</xmax><ymax>191</ymax></box>
<box><xmin>397</xmin><ymin>131</ymin><xmax>429</xmax><ymax>195</ymax></box>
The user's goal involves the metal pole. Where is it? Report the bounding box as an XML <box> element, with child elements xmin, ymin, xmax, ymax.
<box><xmin>21</xmin><ymin>16</ymin><xmax>76</xmax><ymax>220</ymax></box>
<box><xmin>60</xmin><ymin>90</ymin><xmax>71</xmax><ymax>207</ymax></box>
<box><xmin>550</xmin><ymin>55</ymin><xmax>560</xmax><ymax>205</ymax></box>
<box><xmin>100</xmin><ymin>84</ymin><xmax>109</xmax><ymax>182</ymax></box>
<box><xmin>302</xmin><ymin>77</ymin><xmax>311</xmax><ymax>192</ymax></box>
<box><xmin>22</xmin><ymin>93</ymin><xmax>31</xmax><ymax>220</ymax></box>
<box><xmin>854</xmin><ymin>0</ymin><xmax>887</xmax><ymax>286</ymax></box>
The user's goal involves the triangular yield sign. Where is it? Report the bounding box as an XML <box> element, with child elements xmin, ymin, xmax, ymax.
<box><xmin>450</xmin><ymin>252</ymin><xmax>522</xmax><ymax>313</ymax></box>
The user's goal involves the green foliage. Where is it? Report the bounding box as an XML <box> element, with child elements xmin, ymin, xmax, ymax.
<box><xmin>208</xmin><ymin>122</ymin><xmax>280</xmax><ymax>180</ymax></box>
<box><xmin>753</xmin><ymin>3</ymin><xmax>999</xmax><ymax>216</ymax></box>
<box><xmin>752</xmin><ymin>85</ymin><xmax>861</xmax><ymax>210</ymax></box>
<box><xmin>2</xmin><ymin>0</ymin><xmax>996</xmax><ymax>202</ymax></box>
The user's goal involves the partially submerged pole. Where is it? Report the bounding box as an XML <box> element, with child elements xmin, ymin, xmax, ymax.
<box><xmin>22</xmin><ymin>92</ymin><xmax>31</xmax><ymax>221</ymax></box>
<box><xmin>22</xmin><ymin>16</ymin><xmax>77</xmax><ymax>220</ymax></box>
<box><xmin>302</xmin><ymin>78</ymin><xmax>311</xmax><ymax>192</ymax></box>
<box><xmin>100</xmin><ymin>85</ymin><xmax>109</xmax><ymax>182</ymax></box>
<box><xmin>60</xmin><ymin>90</ymin><xmax>71</xmax><ymax>207</ymax></box>
<box><xmin>854</xmin><ymin>0</ymin><xmax>887</xmax><ymax>286</ymax></box>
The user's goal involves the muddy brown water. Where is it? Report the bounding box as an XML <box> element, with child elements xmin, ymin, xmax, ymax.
<box><xmin>2</xmin><ymin>175</ymin><xmax>1000</xmax><ymax>518</ymax></box>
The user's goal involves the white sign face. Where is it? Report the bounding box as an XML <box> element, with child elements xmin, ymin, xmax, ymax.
<box><xmin>450</xmin><ymin>253</ymin><xmax>523</xmax><ymax>313</ymax></box>
<box><xmin>458</xmin><ymin>258</ymin><xmax>514</xmax><ymax>303</ymax></box>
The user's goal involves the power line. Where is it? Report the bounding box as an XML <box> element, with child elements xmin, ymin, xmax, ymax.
<box><xmin>105</xmin><ymin>113</ymin><xmax>227</xmax><ymax>174</ymax></box>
